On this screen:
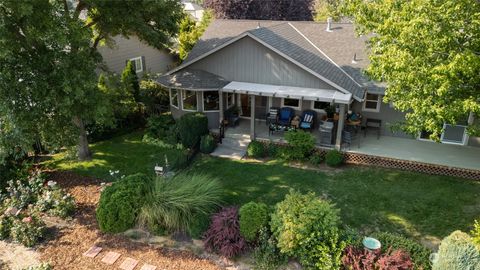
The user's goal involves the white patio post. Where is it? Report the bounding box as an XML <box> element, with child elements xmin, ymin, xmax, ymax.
<box><xmin>250</xmin><ymin>95</ymin><xmax>256</xmax><ymax>140</ymax></box>
<box><xmin>219</xmin><ymin>90</ymin><xmax>224</xmax><ymax>125</ymax></box>
<box><xmin>335</xmin><ymin>103</ymin><xmax>346</xmax><ymax>150</ymax></box>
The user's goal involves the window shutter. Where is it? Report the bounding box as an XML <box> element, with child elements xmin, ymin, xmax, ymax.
<box><xmin>141</xmin><ymin>56</ymin><xmax>146</xmax><ymax>73</ymax></box>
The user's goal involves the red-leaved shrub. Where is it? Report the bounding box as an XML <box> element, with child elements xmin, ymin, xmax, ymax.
<box><xmin>203</xmin><ymin>207</ymin><xmax>246</xmax><ymax>258</ymax></box>
<box><xmin>342</xmin><ymin>245</ymin><xmax>413</xmax><ymax>270</ymax></box>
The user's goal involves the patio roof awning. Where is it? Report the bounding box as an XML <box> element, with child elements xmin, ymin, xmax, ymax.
<box><xmin>157</xmin><ymin>69</ymin><xmax>230</xmax><ymax>91</ymax></box>
<box><xmin>222</xmin><ymin>81</ymin><xmax>352</xmax><ymax>104</ymax></box>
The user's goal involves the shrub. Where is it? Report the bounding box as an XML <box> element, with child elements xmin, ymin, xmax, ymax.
<box><xmin>169</xmin><ymin>149</ymin><xmax>190</xmax><ymax>171</ymax></box>
<box><xmin>253</xmin><ymin>227</ymin><xmax>288</xmax><ymax>270</ymax></box>
<box><xmin>203</xmin><ymin>207</ymin><xmax>247</xmax><ymax>258</ymax></box>
<box><xmin>270</xmin><ymin>190</ymin><xmax>345</xmax><ymax>269</ymax></box>
<box><xmin>373</xmin><ymin>232</ymin><xmax>431</xmax><ymax>269</ymax></box>
<box><xmin>284</xmin><ymin>130</ymin><xmax>316</xmax><ymax>160</ymax></box>
<box><xmin>342</xmin><ymin>246</ymin><xmax>413</xmax><ymax>270</ymax></box>
<box><xmin>6</xmin><ymin>171</ymin><xmax>45</xmax><ymax>209</ymax></box>
<box><xmin>177</xmin><ymin>112</ymin><xmax>209</xmax><ymax>148</ymax></box>
<box><xmin>0</xmin><ymin>214</ymin><xmax>13</xmax><ymax>240</ymax></box>
<box><xmin>433</xmin><ymin>230</ymin><xmax>480</xmax><ymax>270</ymax></box>
<box><xmin>23</xmin><ymin>262</ymin><xmax>52</xmax><ymax>270</ymax></box>
<box><xmin>325</xmin><ymin>149</ymin><xmax>343</xmax><ymax>167</ymax></box>
<box><xmin>36</xmin><ymin>183</ymin><xmax>75</xmax><ymax>218</ymax></box>
<box><xmin>143</xmin><ymin>114</ymin><xmax>178</xmax><ymax>144</ymax></box>
<box><xmin>10</xmin><ymin>214</ymin><xmax>46</xmax><ymax>247</ymax></box>
<box><xmin>96</xmin><ymin>174</ymin><xmax>151</xmax><ymax>233</ymax></box>
<box><xmin>138</xmin><ymin>173</ymin><xmax>222</xmax><ymax>235</ymax></box>
<box><xmin>266</xmin><ymin>142</ymin><xmax>279</xmax><ymax>158</ymax></box>
<box><xmin>239</xmin><ymin>202</ymin><xmax>269</xmax><ymax>242</ymax></box>
<box><xmin>247</xmin><ymin>141</ymin><xmax>265</xmax><ymax>158</ymax></box>
<box><xmin>200</xmin><ymin>134</ymin><xmax>217</xmax><ymax>154</ymax></box>
<box><xmin>309</xmin><ymin>152</ymin><xmax>324</xmax><ymax>165</ymax></box>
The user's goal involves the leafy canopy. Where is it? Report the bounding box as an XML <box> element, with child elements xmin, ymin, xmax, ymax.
<box><xmin>0</xmin><ymin>0</ymin><xmax>183</xmax><ymax>161</ymax></box>
<box><xmin>343</xmin><ymin>0</ymin><xmax>480</xmax><ymax>138</ymax></box>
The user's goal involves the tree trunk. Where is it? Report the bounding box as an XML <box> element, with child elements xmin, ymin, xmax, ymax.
<box><xmin>73</xmin><ymin>116</ymin><xmax>92</xmax><ymax>161</ymax></box>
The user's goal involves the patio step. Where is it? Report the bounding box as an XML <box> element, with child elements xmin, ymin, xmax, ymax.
<box><xmin>211</xmin><ymin>137</ymin><xmax>250</xmax><ymax>160</ymax></box>
<box><xmin>224</xmin><ymin>132</ymin><xmax>251</xmax><ymax>141</ymax></box>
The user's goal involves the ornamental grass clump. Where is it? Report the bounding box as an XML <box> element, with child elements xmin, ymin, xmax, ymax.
<box><xmin>203</xmin><ymin>206</ymin><xmax>247</xmax><ymax>258</ymax></box>
<box><xmin>433</xmin><ymin>230</ymin><xmax>480</xmax><ymax>270</ymax></box>
<box><xmin>138</xmin><ymin>173</ymin><xmax>223</xmax><ymax>235</ymax></box>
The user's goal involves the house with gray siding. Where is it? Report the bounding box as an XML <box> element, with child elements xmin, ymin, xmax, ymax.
<box><xmin>157</xmin><ymin>19</ymin><xmax>480</xmax><ymax>170</ymax></box>
<box><xmin>97</xmin><ymin>35</ymin><xmax>176</xmax><ymax>75</ymax></box>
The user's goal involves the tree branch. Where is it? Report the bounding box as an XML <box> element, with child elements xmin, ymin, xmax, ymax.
<box><xmin>73</xmin><ymin>0</ymin><xmax>87</xmax><ymax>19</ymax></box>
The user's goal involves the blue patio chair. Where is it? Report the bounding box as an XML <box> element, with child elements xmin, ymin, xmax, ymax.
<box><xmin>299</xmin><ymin>110</ymin><xmax>317</xmax><ymax>131</ymax></box>
<box><xmin>278</xmin><ymin>107</ymin><xmax>295</xmax><ymax>127</ymax></box>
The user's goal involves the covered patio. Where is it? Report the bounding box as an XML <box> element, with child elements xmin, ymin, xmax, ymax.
<box><xmin>220</xmin><ymin>81</ymin><xmax>352</xmax><ymax>149</ymax></box>
<box><xmin>224</xmin><ymin>118</ymin><xmax>480</xmax><ymax>171</ymax></box>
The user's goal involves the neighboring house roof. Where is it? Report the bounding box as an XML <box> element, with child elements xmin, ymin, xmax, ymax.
<box><xmin>157</xmin><ymin>69</ymin><xmax>230</xmax><ymax>90</ymax></box>
<box><xmin>167</xmin><ymin>20</ymin><xmax>385</xmax><ymax>100</ymax></box>
<box><xmin>182</xmin><ymin>1</ymin><xmax>203</xmax><ymax>12</ymax></box>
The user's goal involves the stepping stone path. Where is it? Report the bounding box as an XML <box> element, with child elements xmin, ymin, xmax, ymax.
<box><xmin>101</xmin><ymin>251</ymin><xmax>121</xmax><ymax>265</ymax></box>
<box><xmin>83</xmin><ymin>246</ymin><xmax>103</xmax><ymax>258</ymax></box>
<box><xmin>83</xmin><ymin>246</ymin><xmax>158</xmax><ymax>269</ymax></box>
<box><xmin>140</xmin><ymin>264</ymin><xmax>157</xmax><ymax>270</ymax></box>
<box><xmin>119</xmin><ymin>257</ymin><xmax>139</xmax><ymax>270</ymax></box>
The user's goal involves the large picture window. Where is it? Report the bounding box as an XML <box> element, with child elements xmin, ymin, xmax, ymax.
<box><xmin>281</xmin><ymin>98</ymin><xmax>300</xmax><ymax>109</ymax></box>
<box><xmin>362</xmin><ymin>93</ymin><xmax>381</xmax><ymax>112</ymax></box>
<box><xmin>203</xmin><ymin>91</ymin><xmax>219</xmax><ymax>111</ymax></box>
<box><xmin>182</xmin><ymin>90</ymin><xmax>197</xmax><ymax>111</ymax></box>
<box><xmin>170</xmin><ymin>89</ymin><xmax>179</xmax><ymax>108</ymax></box>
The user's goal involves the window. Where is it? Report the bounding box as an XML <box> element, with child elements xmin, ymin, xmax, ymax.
<box><xmin>203</xmin><ymin>91</ymin><xmax>219</xmax><ymax>111</ymax></box>
<box><xmin>129</xmin><ymin>57</ymin><xmax>143</xmax><ymax>73</ymax></box>
<box><xmin>170</xmin><ymin>89</ymin><xmax>179</xmax><ymax>108</ymax></box>
<box><xmin>182</xmin><ymin>90</ymin><xmax>197</xmax><ymax>111</ymax></box>
<box><xmin>281</xmin><ymin>98</ymin><xmax>300</xmax><ymax>109</ymax></box>
<box><xmin>311</xmin><ymin>101</ymin><xmax>330</xmax><ymax>113</ymax></box>
<box><xmin>226</xmin><ymin>93</ymin><xmax>235</xmax><ymax>108</ymax></box>
<box><xmin>362</xmin><ymin>93</ymin><xmax>381</xmax><ymax>112</ymax></box>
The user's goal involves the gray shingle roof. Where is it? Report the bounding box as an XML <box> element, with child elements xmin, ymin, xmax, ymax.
<box><xmin>180</xmin><ymin>20</ymin><xmax>385</xmax><ymax>99</ymax></box>
<box><xmin>157</xmin><ymin>69</ymin><xmax>230</xmax><ymax>90</ymax></box>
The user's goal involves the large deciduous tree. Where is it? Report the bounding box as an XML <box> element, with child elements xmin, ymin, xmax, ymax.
<box><xmin>203</xmin><ymin>0</ymin><xmax>315</xmax><ymax>21</ymax></box>
<box><xmin>343</xmin><ymin>0</ymin><xmax>480</xmax><ymax>138</ymax></box>
<box><xmin>0</xmin><ymin>0</ymin><xmax>183</xmax><ymax>161</ymax></box>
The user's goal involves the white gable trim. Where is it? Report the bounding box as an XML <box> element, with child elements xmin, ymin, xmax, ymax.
<box><xmin>168</xmin><ymin>32</ymin><xmax>359</xmax><ymax>101</ymax></box>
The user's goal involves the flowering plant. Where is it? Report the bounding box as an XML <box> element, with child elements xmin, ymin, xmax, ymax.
<box><xmin>10</xmin><ymin>213</ymin><xmax>46</xmax><ymax>247</ymax></box>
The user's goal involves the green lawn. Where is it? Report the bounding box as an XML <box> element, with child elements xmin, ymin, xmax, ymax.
<box><xmin>190</xmin><ymin>156</ymin><xmax>480</xmax><ymax>241</ymax></box>
<box><xmin>45</xmin><ymin>131</ymin><xmax>184</xmax><ymax>179</ymax></box>
<box><xmin>46</xmin><ymin>131</ymin><xmax>480</xmax><ymax>242</ymax></box>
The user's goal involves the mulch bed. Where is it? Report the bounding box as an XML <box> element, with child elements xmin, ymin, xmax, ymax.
<box><xmin>39</xmin><ymin>171</ymin><xmax>222</xmax><ymax>270</ymax></box>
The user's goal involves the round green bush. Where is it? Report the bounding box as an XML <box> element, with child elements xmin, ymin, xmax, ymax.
<box><xmin>96</xmin><ymin>174</ymin><xmax>151</xmax><ymax>233</ymax></box>
<box><xmin>239</xmin><ymin>202</ymin><xmax>269</xmax><ymax>242</ymax></box>
<box><xmin>309</xmin><ymin>152</ymin><xmax>324</xmax><ymax>165</ymax></box>
<box><xmin>284</xmin><ymin>130</ymin><xmax>316</xmax><ymax>160</ymax></box>
<box><xmin>433</xmin><ymin>230</ymin><xmax>480</xmax><ymax>270</ymax></box>
<box><xmin>177</xmin><ymin>112</ymin><xmax>209</xmax><ymax>148</ymax></box>
<box><xmin>247</xmin><ymin>141</ymin><xmax>265</xmax><ymax>158</ymax></box>
<box><xmin>200</xmin><ymin>134</ymin><xmax>217</xmax><ymax>154</ymax></box>
<box><xmin>270</xmin><ymin>190</ymin><xmax>345</xmax><ymax>269</ymax></box>
<box><xmin>373</xmin><ymin>232</ymin><xmax>432</xmax><ymax>270</ymax></box>
<box><xmin>325</xmin><ymin>149</ymin><xmax>343</xmax><ymax>167</ymax></box>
